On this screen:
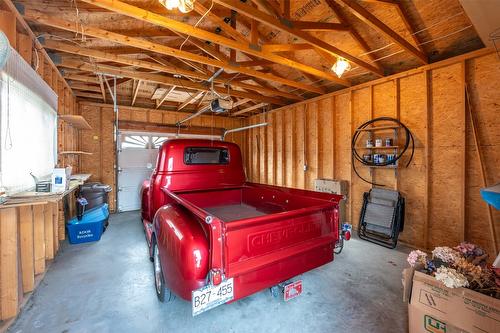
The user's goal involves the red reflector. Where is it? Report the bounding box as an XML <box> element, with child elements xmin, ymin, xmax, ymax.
<box><xmin>344</xmin><ymin>230</ymin><xmax>351</xmax><ymax>241</ymax></box>
<box><xmin>284</xmin><ymin>280</ymin><xmax>302</xmax><ymax>301</ymax></box>
<box><xmin>212</xmin><ymin>270</ymin><xmax>222</xmax><ymax>286</ymax></box>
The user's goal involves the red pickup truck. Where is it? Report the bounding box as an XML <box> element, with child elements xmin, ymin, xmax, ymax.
<box><xmin>141</xmin><ymin>139</ymin><xmax>344</xmax><ymax>315</ymax></box>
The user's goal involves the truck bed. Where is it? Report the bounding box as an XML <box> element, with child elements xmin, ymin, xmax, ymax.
<box><xmin>174</xmin><ymin>183</ymin><xmax>336</xmax><ymax>222</ymax></box>
<box><xmin>205</xmin><ymin>203</ymin><xmax>267</xmax><ymax>221</ymax></box>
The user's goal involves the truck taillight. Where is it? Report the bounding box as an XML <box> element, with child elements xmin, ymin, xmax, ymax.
<box><xmin>210</xmin><ymin>269</ymin><xmax>222</xmax><ymax>286</ymax></box>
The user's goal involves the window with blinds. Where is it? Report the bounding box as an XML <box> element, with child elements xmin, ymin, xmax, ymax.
<box><xmin>0</xmin><ymin>33</ymin><xmax>58</xmax><ymax>195</ymax></box>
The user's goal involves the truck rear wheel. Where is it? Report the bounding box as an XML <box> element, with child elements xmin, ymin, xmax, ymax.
<box><xmin>152</xmin><ymin>239</ymin><xmax>173</xmax><ymax>302</ymax></box>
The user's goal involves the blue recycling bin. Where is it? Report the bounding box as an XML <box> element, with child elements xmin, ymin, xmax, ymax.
<box><xmin>67</xmin><ymin>204</ymin><xmax>109</xmax><ymax>244</ymax></box>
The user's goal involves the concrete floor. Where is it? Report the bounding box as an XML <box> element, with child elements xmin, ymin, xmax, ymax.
<box><xmin>9</xmin><ymin>211</ymin><xmax>410</xmax><ymax>333</ymax></box>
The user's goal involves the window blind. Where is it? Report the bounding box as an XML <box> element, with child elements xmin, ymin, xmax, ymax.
<box><xmin>0</xmin><ymin>32</ymin><xmax>58</xmax><ymax>195</ymax></box>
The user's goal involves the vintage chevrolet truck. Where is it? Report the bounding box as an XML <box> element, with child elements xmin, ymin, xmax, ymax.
<box><xmin>141</xmin><ymin>139</ymin><xmax>345</xmax><ymax>315</ymax></box>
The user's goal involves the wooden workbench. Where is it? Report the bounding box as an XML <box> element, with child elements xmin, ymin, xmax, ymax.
<box><xmin>0</xmin><ymin>174</ymin><xmax>91</xmax><ymax>324</ymax></box>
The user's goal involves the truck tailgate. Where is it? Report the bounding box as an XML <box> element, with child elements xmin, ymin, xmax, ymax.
<box><xmin>224</xmin><ymin>204</ymin><xmax>338</xmax><ymax>299</ymax></box>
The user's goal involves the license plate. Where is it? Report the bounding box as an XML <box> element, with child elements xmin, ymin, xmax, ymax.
<box><xmin>192</xmin><ymin>278</ymin><xmax>234</xmax><ymax>316</ymax></box>
<box><xmin>284</xmin><ymin>280</ymin><xmax>302</xmax><ymax>301</ymax></box>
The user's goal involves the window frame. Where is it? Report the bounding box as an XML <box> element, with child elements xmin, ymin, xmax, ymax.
<box><xmin>183</xmin><ymin>147</ymin><xmax>230</xmax><ymax>165</ymax></box>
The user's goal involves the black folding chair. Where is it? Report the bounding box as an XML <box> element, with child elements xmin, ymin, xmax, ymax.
<box><xmin>358</xmin><ymin>188</ymin><xmax>405</xmax><ymax>249</ymax></box>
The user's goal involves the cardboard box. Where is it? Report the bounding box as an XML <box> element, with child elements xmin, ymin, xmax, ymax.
<box><xmin>314</xmin><ymin>179</ymin><xmax>348</xmax><ymax>223</ymax></box>
<box><xmin>403</xmin><ymin>268</ymin><xmax>500</xmax><ymax>333</ymax></box>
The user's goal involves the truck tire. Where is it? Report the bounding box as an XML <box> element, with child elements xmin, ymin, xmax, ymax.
<box><xmin>152</xmin><ymin>238</ymin><xmax>174</xmax><ymax>303</ymax></box>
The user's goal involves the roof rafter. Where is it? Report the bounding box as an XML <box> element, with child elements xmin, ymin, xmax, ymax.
<box><xmin>335</xmin><ymin>0</ymin><xmax>428</xmax><ymax>64</ymax></box>
<box><xmin>324</xmin><ymin>0</ymin><xmax>383</xmax><ymax>73</ymax></box>
<box><xmin>232</xmin><ymin>102</ymin><xmax>268</xmax><ymax>116</ymax></box>
<box><xmin>28</xmin><ymin>11</ymin><xmax>324</xmax><ymax>95</ymax></box>
<box><xmin>55</xmin><ymin>58</ymin><xmax>287</xmax><ymax>105</ymax></box>
<box><xmin>77</xmin><ymin>0</ymin><xmax>350</xmax><ymax>86</ymax></box>
<box><xmin>360</xmin><ymin>0</ymin><xmax>425</xmax><ymax>53</ymax></box>
<box><xmin>290</xmin><ymin>21</ymin><xmax>350</xmax><ymax>32</ymax></box>
<box><xmin>42</xmin><ymin>39</ymin><xmax>302</xmax><ymax>101</ymax></box>
<box><xmin>212</xmin><ymin>0</ymin><xmax>383</xmax><ymax>76</ymax></box>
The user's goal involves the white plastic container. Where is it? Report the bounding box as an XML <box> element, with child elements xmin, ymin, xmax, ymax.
<box><xmin>52</xmin><ymin>168</ymin><xmax>67</xmax><ymax>193</ymax></box>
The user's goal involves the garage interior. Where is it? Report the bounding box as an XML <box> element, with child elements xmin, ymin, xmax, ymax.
<box><xmin>0</xmin><ymin>0</ymin><xmax>499</xmax><ymax>332</ymax></box>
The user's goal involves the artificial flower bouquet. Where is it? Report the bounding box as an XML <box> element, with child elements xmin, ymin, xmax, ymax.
<box><xmin>406</xmin><ymin>242</ymin><xmax>500</xmax><ymax>299</ymax></box>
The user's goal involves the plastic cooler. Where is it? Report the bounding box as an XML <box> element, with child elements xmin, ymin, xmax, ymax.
<box><xmin>67</xmin><ymin>204</ymin><xmax>109</xmax><ymax>244</ymax></box>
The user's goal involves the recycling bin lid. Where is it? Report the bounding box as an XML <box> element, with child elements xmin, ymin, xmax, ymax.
<box><xmin>80</xmin><ymin>182</ymin><xmax>112</xmax><ymax>193</ymax></box>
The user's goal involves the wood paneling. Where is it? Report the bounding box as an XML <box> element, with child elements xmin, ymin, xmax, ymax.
<box><xmin>18</xmin><ymin>206</ymin><xmax>35</xmax><ymax>293</ymax></box>
<box><xmin>0</xmin><ymin>202</ymin><xmax>67</xmax><ymax>322</ymax></box>
<box><xmin>245</xmin><ymin>50</ymin><xmax>500</xmax><ymax>253</ymax></box>
<box><xmin>0</xmin><ymin>208</ymin><xmax>18</xmax><ymax>320</ymax></box>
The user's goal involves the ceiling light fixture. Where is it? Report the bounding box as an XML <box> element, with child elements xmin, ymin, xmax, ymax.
<box><xmin>331</xmin><ymin>57</ymin><xmax>351</xmax><ymax>78</ymax></box>
<box><xmin>159</xmin><ymin>0</ymin><xmax>195</xmax><ymax>13</ymax></box>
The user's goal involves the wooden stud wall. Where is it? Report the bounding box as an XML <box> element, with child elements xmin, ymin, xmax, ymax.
<box><xmin>79</xmin><ymin>102</ymin><xmax>245</xmax><ymax>212</ymax></box>
<box><xmin>245</xmin><ymin>50</ymin><xmax>500</xmax><ymax>255</ymax></box>
<box><xmin>0</xmin><ymin>202</ymin><xmax>63</xmax><ymax>321</ymax></box>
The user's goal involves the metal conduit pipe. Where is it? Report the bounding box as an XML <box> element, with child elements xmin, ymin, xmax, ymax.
<box><xmin>222</xmin><ymin>123</ymin><xmax>268</xmax><ymax>140</ymax></box>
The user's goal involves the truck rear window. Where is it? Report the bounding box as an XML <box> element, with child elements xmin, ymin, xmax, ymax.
<box><xmin>184</xmin><ymin>147</ymin><xmax>229</xmax><ymax>165</ymax></box>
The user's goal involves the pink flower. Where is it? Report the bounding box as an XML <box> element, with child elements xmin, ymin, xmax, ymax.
<box><xmin>407</xmin><ymin>250</ymin><xmax>427</xmax><ymax>267</ymax></box>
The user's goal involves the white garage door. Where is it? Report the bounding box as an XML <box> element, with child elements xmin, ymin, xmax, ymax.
<box><xmin>117</xmin><ymin>132</ymin><xmax>220</xmax><ymax>212</ymax></box>
<box><xmin>117</xmin><ymin>133</ymin><xmax>168</xmax><ymax>212</ymax></box>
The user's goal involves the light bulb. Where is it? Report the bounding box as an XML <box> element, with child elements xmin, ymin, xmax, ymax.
<box><xmin>159</xmin><ymin>0</ymin><xmax>194</xmax><ymax>13</ymax></box>
<box><xmin>331</xmin><ymin>57</ymin><xmax>351</xmax><ymax>78</ymax></box>
<box><xmin>165</xmin><ymin>0</ymin><xmax>180</xmax><ymax>10</ymax></box>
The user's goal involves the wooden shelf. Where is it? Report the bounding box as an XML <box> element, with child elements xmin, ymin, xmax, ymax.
<box><xmin>368</xmin><ymin>165</ymin><xmax>398</xmax><ymax>169</ymax></box>
<box><xmin>356</xmin><ymin>146</ymin><xmax>399</xmax><ymax>149</ymax></box>
<box><xmin>59</xmin><ymin>151</ymin><xmax>93</xmax><ymax>155</ymax></box>
<box><xmin>355</xmin><ymin>125</ymin><xmax>400</xmax><ymax>132</ymax></box>
<box><xmin>58</xmin><ymin>115</ymin><xmax>92</xmax><ymax>130</ymax></box>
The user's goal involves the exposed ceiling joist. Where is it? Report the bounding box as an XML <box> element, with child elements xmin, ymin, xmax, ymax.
<box><xmin>177</xmin><ymin>91</ymin><xmax>204</xmax><ymax>111</ymax></box>
<box><xmin>62</xmin><ymin>72</ymin><xmax>100</xmax><ymax>84</ymax></box>
<box><xmin>156</xmin><ymin>86</ymin><xmax>177</xmax><ymax>109</ymax></box>
<box><xmin>251</xmin><ymin>0</ymin><xmax>282</xmax><ymax>18</ymax></box>
<box><xmin>69</xmin><ymin>83</ymin><xmax>101</xmax><ymax>93</ymax></box>
<box><xmin>25</xmin><ymin>11</ymin><xmax>325</xmax><ymax>94</ymax></box>
<box><xmin>98</xmin><ymin>75</ymin><xmax>106</xmax><ymax>102</ymax></box>
<box><xmin>282</xmin><ymin>0</ymin><xmax>291</xmax><ymax>19</ymax></box>
<box><xmin>56</xmin><ymin>59</ymin><xmax>286</xmax><ymax>105</ymax></box>
<box><xmin>42</xmin><ymin>40</ymin><xmax>302</xmax><ymax>101</ymax></box>
<box><xmin>261</xmin><ymin>43</ymin><xmax>314</xmax><ymax>52</ymax></box>
<box><xmin>212</xmin><ymin>0</ymin><xmax>384</xmax><ymax>76</ymax></box>
<box><xmin>232</xmin><ymin>98</ymin><xmax>251</xmax><ymax>108</ymax></box>
<box><xmin>250</xmin><ymin>19</ymin><xmax>259</xmax><ymax>44</ymax></box>
<box><xmin>290</xmin><ymin>21</ymin><xmax>350</xmax><ymax>32</ymax></box>
<box><xmin>193</xmin><ymin>2</ymin><xmax>248</xmax><ymax>45</ymax></box>
<box><xmin>232</xmin><ymin>102</ymin><xmax>268</xmax><ymax>116</ymax></box>
<box><xmin>131</xmin><ymin>79</ymin><xmax>142</xmax><ymax>106</ymax></box>
<box><xmin>77</xmin><ymin>0</ymin><xmax>351</xmax><ymax>86</ymax></box>
<box><xmin>335</xmin><ymin>0</ymin><xmax>428</xmax><ymax>64</ymax></box>
<box><xmin>74</xmin><ymin>91</ymin><xmax>105</xmax><ymax>99</ymax></box>
<box><xmin>237</xmin><ymin>59</ymin><xmax>274</xmax><ymax>67</ymax></box>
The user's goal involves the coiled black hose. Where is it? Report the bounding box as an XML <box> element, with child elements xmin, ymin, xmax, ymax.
<box><xmin>351</xmin><ymin>117</ymin><xmax>415</xmax><ymax>186</ymax></box>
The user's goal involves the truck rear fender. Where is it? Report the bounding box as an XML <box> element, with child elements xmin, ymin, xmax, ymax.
<box><xmin>153</xmin><ymin>204</ymin><xmax>210</xmax><ymax>300</ymax></box>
